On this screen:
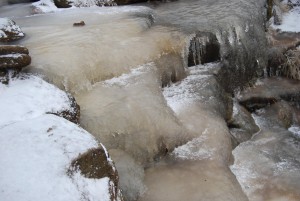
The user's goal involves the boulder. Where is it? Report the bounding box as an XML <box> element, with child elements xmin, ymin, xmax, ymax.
<box><xmin>0</xmin><ymin>18</ymin><xmax>25</xmax><ymax>42</ymax></box>
<box><xmin>0</xmin><ymin>45</ymin><xmax>31</xmax><ymax>72</ymax></box>
<box><xmin>53</xmin><ymin>0</ymin><xmax>72</xmax><ymax>8</ymax></box>
<box><xmin>69</xmin><ymin>147</ymin><xmax>123</xmax><ymax>201</ymax></box>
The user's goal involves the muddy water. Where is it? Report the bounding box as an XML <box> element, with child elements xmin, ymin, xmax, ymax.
<box><xmin>0</xmin><ymin>0</ymin><xmax>281</xmax><ymax>201</ymax></box>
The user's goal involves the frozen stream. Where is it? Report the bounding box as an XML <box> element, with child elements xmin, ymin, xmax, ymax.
<box><xmin>1</xmin><ymin>0</ymin><xmax>299</xmax><ymax>200</ymax></box>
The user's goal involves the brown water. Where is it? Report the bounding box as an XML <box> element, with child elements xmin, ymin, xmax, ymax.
<box><xmin>1</xmin><ymin>1</ymin><xmax>298</xmax><ymax>201</ymax></box>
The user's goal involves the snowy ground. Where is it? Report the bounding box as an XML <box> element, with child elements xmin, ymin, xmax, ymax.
<box><xmin>272</xmin><ymin>5</ymin><xmax>300</xmax><ymax>32</ymax></box>
<box><xmin>0</xmin><ymin>75</ymin><xmax>114</xmax><ymax>201</ymax></box>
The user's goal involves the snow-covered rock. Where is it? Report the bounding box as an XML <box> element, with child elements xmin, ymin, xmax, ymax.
<box><xmin>0</xmin><ymin>74</ymin><xmax>123</xmax><ymax>201</ymax></box>
<box><xmin>0</xmin><ymin>75</ymin><xmax>78</xmax><ymax>126</ymax></box>
<box><xmin>0</xmin><ymin>45</ymin><xmax>31</xmax><ymax>72</ymax></box>
<box><xmin>0</xmin><ymin>18</ymin><xmax>25</xmax><ymax>42</ymax></box>
<box><xmin>31</xmin><ymin>0</ymin><xmax>59</xmax><ymax>14</ymax></box>
<box><xmin>0</xmin><ymin>114</ymin><xmax>122</xmax><ymax>201</ymax></box>
<box><xmin>54</xmin><ymin>0</ymin><xmax>115</xmax><ymax>8</ymax></box>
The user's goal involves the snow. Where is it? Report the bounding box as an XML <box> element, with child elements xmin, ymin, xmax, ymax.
<box><xmin>0</xmin><ymin>54</ymin><xmax>23</xmax><ymax>58</ymax></box>
<box><xmin>0</xmin><ymin>17</ymin><xmax>24</xmax><ymax>39</ymax></box>
<box><xmin>32</xmin><ymin>0</ymin><xmax>59</xmax><ymax>13</ymax></box>
<box><xmin>272</xmin><ymin>6</ymin><xmax>300</xmax><ymax>32</ymax></box>
<box><xmin>0</xmin><ymin>75</ymin><xmax>73</xmax><ymax>127</ymax></box>
<box><xmin>0</xmin><ymin>74</ymin><xmax>114</xmax><ymax>201</ymax></box>
<box><xmin>0</xmin><ymin>114</ymin><xmax>110</xmax><ymax>201</ymax></box>
<box><xmin>289</xmin><ymin>125</ymin><xmax>300</xmax><ymax>138</ymax></box>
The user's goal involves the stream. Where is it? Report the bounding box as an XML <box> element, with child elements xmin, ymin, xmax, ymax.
<box><xmin>1</xmin><ymin>0</ymin><xmax>299</xmax><ymax>200</ymax></box>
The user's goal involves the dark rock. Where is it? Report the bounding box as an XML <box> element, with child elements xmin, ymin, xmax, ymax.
<box><xmin>0</xmin><ymin>45</ymin><xmax>31</xmax><ymax>73</ymax></box>
<box><xmin>114</xmin><ymin>0</ymin><xmax>147</xmax><ymax>5</ymax></box>
<box><xmin>47</xmin><ymin>94</ymin><xmax>80</xmax><ymax>124</ymax></box>
<box><xmin>7</xmin><ymin>0</ymin><xmax>38</xmax><ymax>4</ymax></box>
<box><xmin>0</xmin><ymin>18</ymin><xmax>25</xmax><ymax>42</ymax></box>
<box><xmin>188</xmin><ymin>32</ymin><xmax>220</xmax><ymax>67</ymax></box>
<box><xmin>54</xmin><ymin>0</ymin><xmax>72</xmax><ymax>8</ymax></box>
<box><xmin>69</xmin><ymin>147</ymin><xmax>123</xmax><ymax>201</ymax></box>
<box><xmin>240</xmin><ymin>97</ymin><xmax>277</xmax><ymax>112</ymax></box>
<box><xmin>228</xmin><ymin>102</ymin><xmax>259</xmax><ymax>135</ymax></box>
<box><xmin>73</xmin><ymin>21</ymin><xmax>85</xmax><ymax>27</ymax></box>
<box><xmin>0</xmin><ymin>54</ymin><xmax>31</xmax><ymax>70</ymax></box>
<box><xmin>0</xmin><ymin>45</ymin><xmax>29</xmax><ymax>55</ymax></box>
<box><xmin>238</xmin><ymin>77</ymin><xmax>300</xmax><ymax>112</ymax></box>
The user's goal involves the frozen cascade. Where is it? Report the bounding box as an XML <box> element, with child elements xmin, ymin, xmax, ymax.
<box><xmin>1</xmin><ymin>0</ymin><xmax>294</xmax><ymax>200</ymax></box>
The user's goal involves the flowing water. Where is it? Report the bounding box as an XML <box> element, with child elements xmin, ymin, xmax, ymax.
<box><xmin>1</xmin><ymin>0</ymin><xmax>299</xmax><ymax>200</ymax></box>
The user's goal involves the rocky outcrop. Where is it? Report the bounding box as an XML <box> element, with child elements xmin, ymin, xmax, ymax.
<box><xmin>69</xmin><ymin>147</ymin><xmax>123</xmax><ymax>201</ymax></box>
<box><xmin>0</xmin><ymin>18</ymin><xmax>25</xmax><ymax>42</ymax></box>
<box><xmin>0</xmin><ymin>45</ymin><xmax>31</xmax><ymax>73</ymax></box>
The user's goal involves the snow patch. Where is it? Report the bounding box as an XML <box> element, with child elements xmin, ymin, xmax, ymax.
<box><xmin>0</xmin><ymin>75</ymin><xmax>73</xmax><ymax>127</ymax></box>
<box><xmin>272</xmin><ymin>6</ymin><xmax>300</xmax><ymax>32</ymax></box>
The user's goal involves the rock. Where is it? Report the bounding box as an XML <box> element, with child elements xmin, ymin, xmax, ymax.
<box><xmin>0</xmin><ymin>45</ymin><xmax>31</xmax><ymax>72</ymax></box>
<box><xmin>239</xmin><ymin>97</ymin><xmax>277</xmax><ymax>112</ymax></box>
<box><xmin>114</xmin><ymin>0</ymin><xmax>147</xmax><ymax>5</ymax></box>
<box><xmin>187</xmin><ymin>32</ymin><xmax>220</xmax><ymax>67</ymax></box>
<box><xmin>73</xmin><ymin>21</ymin><xmax>85</xmax><ymax>27</ymax></box>
<box><xmin>238</xmin><ymin>77</ymin><xmax>300</xmax><ymax>112</ymax></box>
<box><xmin>31</xmin><ymin>0</ymin><xmax>59</xmax><ymax>14</ymax></box>
<box><xmin>7</xmin><ymin>0</ymin><xmax>38</xmax><ymax>4</ymax></box>
<box><xmin>0</xmin><ymin>45</ymin><xmax>29</xmax><ymax>55</ymax></box>
<box><xmin>53</xmin><ymin>0</ymin><xmax>72</xmax><ymax>8</ymax></box>
<box><xmin>0</xmin><ymin>18</ymin><xmax>25</xmax><ymax>42</ymax></box>
<box><xmin>228</xmin><ymin>101</ymin><xmax>259</xmax><ymax>144</ymax></box>
<box><xmin>47</xmin><ymin>94</ymin><xmax>80</xmax><ymax>124</ymax></box>
<box><xmin>54</xmin><ymin>0</ymin><xmax>115</xmax><ymax>8</ymax></box>
<box><xmin>69</xmin><ymin>147</ymin><xmax>123</xmax><ymax>201</ymax></box>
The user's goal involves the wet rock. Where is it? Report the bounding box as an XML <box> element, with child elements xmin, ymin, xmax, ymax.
<box><xmin>54</xmin><ymin>0</ymin><xmax>115</xmax><ymax>8</ymax></box>
<box><xmin>7</xmin><ymin>0</ymin><xmax>38</xmax><ymax>3</ymax></box>
<box><xmin>0</xmin><ymin>18</ymin><xmax>25</xmax><ymax>42</ymax></box>
<box><xmin>239</xmin><ymin>97</ymin><xmax>277</xmax><ymax>112</ymax></box>
<box><xmin>0</xmin><ymin>45</ymin><xmax>31</xmax><ymax>72</ymax></box>
<box><xmin>69</xmin><ymin>147</ymin><xmax>123</xmax><ymax>201</ymax></box>
<box><xmin>188</xmin><ymin>32</ymin><xmax>220</xmax><ymax>67</ymax></box>
<box><xmin>228</xmin><ymin>101</ymin><xmax>259</xmax><ymax>144</ymax></box>
<box><xmin>114</xmin><ymin>0</ymin><xmax>147</xmax><ymax>5</ymax></box>
<box><xmin>230</xmin><ymin>128</ymin><xmax>254</xmax><ymax>147</ymax></box>
<box><xmin>53</xmin><ymin>0</ymin><xmax>72</xmax><ymax>8</ymax></box>
<box><xmin>73</xmin><ymin>21</ymin><xmax>85</xmax><ymax>27</ymax></box>
<box><xmin>238</xmin><ymin>77</ymin><xmax>300</xmax><ymax>112</ymax></box>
